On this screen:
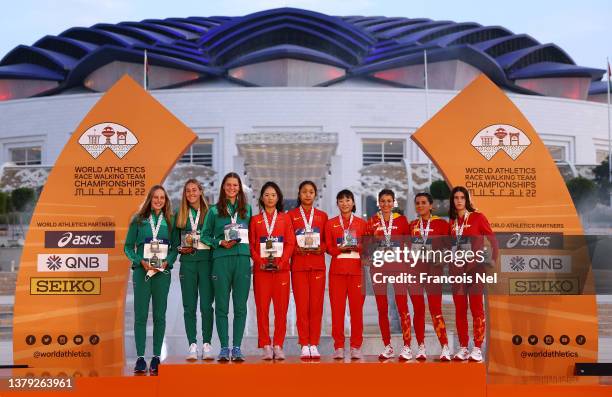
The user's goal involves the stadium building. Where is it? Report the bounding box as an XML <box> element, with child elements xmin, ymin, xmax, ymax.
<box><xmin>1</xmin><ymin>8</ymin><xmax>612</xmax><ymax>360</ymax></box>
<box><xmin>0</xmin><ymin>7</ymin><xmax>609</xmax><ymax>217</ymax></box>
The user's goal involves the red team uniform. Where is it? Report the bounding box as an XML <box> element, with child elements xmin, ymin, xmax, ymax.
<box><xmin>408</xmin><ymin>216</ymin><xmax>449</xmax><ymax>348</ymax></box>
<box><xmin>367</xmin><ymin>213</ymin><xmax>412</xmax><ymax>348</ymax></box>
<box><xmin>448</xmin><ymin>211</ymin><xmax>498</xmax><ymax>349</ymax></box>
<box><xmin>288</xmin><ymin>206</ymin><xmax>328</xmax><ymax>347</ymax></box>
<box><xmin>249</xmin><ymin>210</ymin><xmax>296</xmax><ymax>348</ymax></box>
<box><xmin>325</xmin><ymin>214</ymin><xmax>368</xmax><ymax>350</ymax></box>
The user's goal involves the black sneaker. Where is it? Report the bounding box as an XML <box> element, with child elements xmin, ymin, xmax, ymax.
<box><xmin>134</xmin><ymin>356</ymin><xmax>147</xmax><ymax>373</ymax></box>
<box><xmin>150</xmin><ymin>356</ymin><xmax>160</xmax><ymax>375</ymax></box>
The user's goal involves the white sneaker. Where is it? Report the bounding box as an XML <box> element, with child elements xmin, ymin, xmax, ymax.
<box><xmin>416</xmin><ymin>344</ymin><xmax>427</xmax><ymax>361</ymax></box>
<box><xmin>186</xmin><ymin>343</ymin><xmax>198</xmax><ymax>361</ymax></box>
<box><xmin>202</xmin><ymin>343</ymin><xmax>214</xmax><ymax>360</ymax></box>
<box><xmin>350</xmin><ymin>347</ymin><xmax>362</xmax><ymax>360</ymax></box>
<box><xmin>469</xmin><ymin>347</ymin><xmax>483</xmax><ymax>362</ymax></box>
<box><xmin>379</xmin><ymin>344</ymin><xmax>395</xmax><ymax>360</ymax></box>
<box><xmin>453</xmin><ymin>346</ymin><xmax>469</xmax><ymax>361</ymax></box>
<box><xmin>439</xmin><ymin>345</ymin><xmax>451</xmax><ymax>361</ymax></box>
<box><xmin>399</xmin><ymin>345</ymin><xmax>413</xmax><ymax>361</ymax></box>
<box><xmin>300</xmin><ymin>345</ymin><xmax>311</xmax><ymax>359</ymax></box>
<box><xmin>333</xmin><ymin>348</ymin><xmax>345</xmax><ymax>360</ymax></box>
<box><xmin>262</xmin><ymin>345</ymin><xmax>273</xmax><ymax>360</ymax></box>
<box><xmin>273</xmin><ymin>345</ymin><xmax>285</xmax><ymax>360</ymax></box>
<box><xmin>309</xmin><ymin>345</ymin><xmax>321</xmax><ymax>359</ymax></box>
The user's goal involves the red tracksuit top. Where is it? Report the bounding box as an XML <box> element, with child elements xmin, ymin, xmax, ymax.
<box><xmin>448</xmin><ymin>211</ymin><xmax>499</xmax><ymax>269</ymax></box>
<box><xmin>288</xmin><ymin>206</ymin><xmax>328</xmax><ymax>272</ymax></box>
<box><xmin>408</xmin><ymin>215</ymin><xmax>450</xmax><ymax>250</ymax></box>
<box><xmin>249</xmin><ymin>210</ymin><xmax>296</xmax><ymax>272</ymax></box>
<box><xmin>367</xmin><ymin>212</ymin><xmax>410</xmax><ymax>242</ymax></box>
<box><xmin>325</xmin><ymin>214</ymin><xmax>368</xmax><ymax>275</ymax></box>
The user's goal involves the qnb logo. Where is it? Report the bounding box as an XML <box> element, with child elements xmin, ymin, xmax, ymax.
<box><xmin>57</xmin><ymin>232</ymin><xmax>103</xmax><ymax>248</ymax></box>
<box><xmin>509</xmin><ymin>256</ymin><xmax>525</xmax><ymax>271</ymax></box>
<box><xmin>471</xmin><ymin>124</ymin><xmax>531</xmax><ymax>161</ymax></box>
<box><xmin>506</xmin><ymin>233</ymin><xmax>551</xmax><ymax>249</ymax></box>
<box><xmin>78</xmin><ymin>122</ymin><xmax>138</xmax><ymax>159</ymax></box>
<box><xmin>46</xmin><ymin>255</ymin><xmax>62</xmax><ymax>271</ymax></box>
<box><xmin>38</xmin><ymin>254</ymin><xmax>108</xmax><ymax>272</ymax></box>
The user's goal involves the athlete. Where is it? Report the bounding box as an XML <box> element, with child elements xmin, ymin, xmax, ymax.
<box><xmin>249</xmin><ymin>181</ymin><xmax>296</xmax><ymax>360</ymax></box>
<box><xmin>408</xmin><ymin>192</ymin><xmax>451</xmax><ymax>361</ymax></box>
<box><xmin>325</xmin><ymin>189</ymin><xmax>368</xmax><ymax>360</ymax></box>
<box><xmin>124</xmin><ymin>185</ymin><xmax>178</xmax><ymax>374</ymax></box>
<box><xmin>288</xmin><ymin>181</ymin><xmax>328</xmax><ymax>359</ymax></box>
<box><xmin>174</xmin><ymin>179</ymin><xmax>214</xmax><ymax>361</ymax></box>
<box><xmin>448</xmin><ymin>186</ymin><xmax>498</xmax><ymax>362</ymax></box>
<box><xmin>366</xmin><ymin>189</ymin><xmax>412</xmax><ymax>361</ymax></box>
<box><xmin>201</xmin><ymin>172</ymin><xmax>252</xmax><ymax>362</ymax></box>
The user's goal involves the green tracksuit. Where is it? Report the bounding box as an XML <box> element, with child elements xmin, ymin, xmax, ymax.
<box><xmin>201</xmin><ymin>201</ymin><xmax>252</xmax><ymax>348</ymax></box>
<box><xmin>124</xmin><ymin>212</ymin><xmax>178</xmax><ymax>357</ymax></box>
<box><xmin>174</xmin><ymin>207</ymin><xmax>214</xmax><ymax>346</ymax></box>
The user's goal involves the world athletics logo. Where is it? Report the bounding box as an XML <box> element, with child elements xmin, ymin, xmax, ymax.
<box><xmin>78</xmin><ymin>122</ymin><xmax>138</xmax><ymax>159</ymax></box>
<box><xmin>471</xmin><ymin>124</ymin><xmax>531</xmax><ymax>161</ymax></box>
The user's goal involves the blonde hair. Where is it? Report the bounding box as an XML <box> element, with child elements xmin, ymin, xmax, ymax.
<box><xmin>176</xmin><ymin>179</ymin><xmax>209</xmax><ymax>229</ymax></box>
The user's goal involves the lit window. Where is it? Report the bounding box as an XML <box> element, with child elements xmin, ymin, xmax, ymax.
<box><xmin>179</xmin><ymin>140</ymin><xmax>213</xmax><ymax>166</ymax></box>
<box><xmin>546</xmin><ymin>145</ymin><xmax>566</xmax><ymax>162</ymax></box>
<box><xmin>10</xmin><ymin>146</ymin><xmax>42</xmax><ymax>165</ymax></box>
<box><xmin>362</xmin><ymin>139</ymin><xmax>405</xmax><ymax>166</ymax></box>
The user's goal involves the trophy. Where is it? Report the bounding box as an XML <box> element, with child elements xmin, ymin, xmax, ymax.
<box><xmin>261</xmin><ymin>238</ymin><xmax>279</xmax><ymax>271</ymax></box>
<box><xmin>301</xmin><ymin>230</ymin><xmax>320</xmax><ymax>251</ymax></box>
<box><xmin>226</xmin><ymin>224</ymin><xmax>242</xmax><ymax>243</ymax></box>
<box><xmin>181</xmin><ymin>231</ymin><xmax>197</xmax><ymax>254</ymax></box>
<box><xmin>341</xmin><ymin>229</ymin><xmax>357</xmax><ymax>249</ymax></box>
<box><xmin>149</xmin><ymin>240</ymin><xmax>161</xmax><ymax>268</ymax></box>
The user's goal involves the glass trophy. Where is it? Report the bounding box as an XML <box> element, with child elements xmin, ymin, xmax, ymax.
<box><xmin>262</xmin><ymin>238</ymin><xmax>279</xmax><ymax>271</ymax></box>
<box><xmin>302</xmin><ymin>230</ymin><xmax>319</xmax><ymax>251</ymax></box>
<box><xmin>341</xmin><ymin>229</ymin><xmax>357</xmax><ymax>248</ymax></box>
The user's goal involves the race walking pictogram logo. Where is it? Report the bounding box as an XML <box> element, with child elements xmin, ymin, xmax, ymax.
<box><xmin>471</xmin><ymin>124</ymin><xmax>531</xmax><ymax>161</ymax></box>
<box><xmin>78</xmin><ymin>122</ymin><xmax>138</xmax><ymax>159</ymax></box>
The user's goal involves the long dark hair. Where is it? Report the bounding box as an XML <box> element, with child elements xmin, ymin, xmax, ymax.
<box><xmin>216</xmin><ymin>172</ymin><xmax>248</xmax><ymax>219</ymax></box>
<box><xmin>336</xmin><ymin>189</ymin><xmax>356</xmax><ymax>213</ymax></box>
<box><xmin>448</xmin><ymin>186</ymin><xmax>475</xmax><ymax>220</ymax></box>
<box><xmin>136</xmin><ymin>185</ymin><xmax>173</xmax><ymax>232</ymax></box>
<box><xmin>177</xmin><ymin>179</ymin><xmax>208</xmax><ymax>229</ymax></box>
<box><xmin>258</xmin><ymin>181</ymin><xmax>284</xmax><ymax>212</ymax></box>
<box><xmin>378</xmin><ymin>189</ymin><xmax>395</xmax><ymax>201</ymax></box>
<box><xmin>296</xmin><ymin>180</ymin><xmax>317</xmax><ymax>208</ymax></box>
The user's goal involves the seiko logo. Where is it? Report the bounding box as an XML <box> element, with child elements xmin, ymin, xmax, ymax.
<box><xmin>37</xmin><ymin>254</ymin><xmax>108</xmax><ymax>272</ymax></box>
<box><xmin>509</xmin><ymin>278</ymin><xmax>579</xmax><ymax>295</ymax></box>
<box><xmin>497</xmin><ymin>232</ymin><xmax>563</xmax><ymax>249</ymax></box>
<box><xmin>30</xmin><ymin>278</ymin><xmax>101</xmax><ymax>295</ymax></box>
<box><xmin>45</xmin><ymin>231</ymin><xmax>115</xmax><ymax>248</ymax></box>
<box><xmin>501</xmin><ymin>255</ymin><xmax>571</xmax><ymax>273</ymax></box>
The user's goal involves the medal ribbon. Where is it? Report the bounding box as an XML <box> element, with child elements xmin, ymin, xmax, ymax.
<box><xmin>189</xmin><ymin>207</ymin><xmax>200</xmax><ymax>232</ymax></box>
<box><xmin>339</xmin><ymin>213</ymin><xmax>354</xmax><ymax>234</ymax></box>
<box><xmin>299</xmin><ymin>206</ymin><xmax>315</xmax><ymax>232</ymax></box>
<box><xmin>263</xmin><ymin>209</ymin><xmax>278</xmax><ymax>239</ymax></box>
<box><xmin>149</xmin><ymin>213</ymin><xmax>163</xmax><ymax>241</ymax></box>
<box><xmin>419</xmin><ymin>216</ymin><xmax>432</xmax><ymax>244</ymax></box>
<box><xmin>379</xmin><ymin>212</ymin><xmax>394</xmax><ymax>246</ymax></box>
<box><xmin>454</xmin><ymin>212</ymin><xmax>470</xmax><ymax>244</ymax></box>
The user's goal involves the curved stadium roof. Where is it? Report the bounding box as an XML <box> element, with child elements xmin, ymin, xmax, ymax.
<box><xmin>0</xmin><ymin>7</ymin><xmax>606</xmax><ymax>100</ymax></box>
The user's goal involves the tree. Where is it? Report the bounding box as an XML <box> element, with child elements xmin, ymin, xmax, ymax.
<box><xmin>593</xmin><ymin>159</ymin><xmax>611</xmax><ymax>206</ymax></box>
<box><xmin>566</xmin><ymin>177</ymin><xmax>597</xmax><ymax>212</ymax></box>
<box><xmin>10</xmin><ymin>188</ymin><xmax>35</xmax><ymax>212</ymax></box>
<box><xmin>430</xmin><ymin>180</ymin><xmax>450</xmax><ymax>201</ymax></box>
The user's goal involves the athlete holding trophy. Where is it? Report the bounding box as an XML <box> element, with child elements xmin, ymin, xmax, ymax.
<box><xmin>408</xmin><ymin>192</ymin><xmax>451</xmax><ymax>361</ymax></box>
<box><xmin>288</xmin><ymin>181</ymin><xmax>328</xmax><ymax>359</ymax></box>
<box><xmin>124</xmin><ymin>185</ymin><xmax>178</xmax><ymax>374</ymax></box>
<box><xmin>448</xmin><ymin>186</ymin><xmax>498</xmax><ymax>362</ymax></box>
<box><xmin>174</xmin><ymin>179</ymin><xmax>214</xmax><ymax>361</ymax></box>
<box><xmin>325</xmin><ymin>189</ymin><xmax>368</xmax><ymax>360</ymax></box>
<box><xmin>249</xmin><ymin>182</ymin><xmax>296</xmax><ymax>360</ymax></box>
<box><xmin>201</xmin><ymin>172</ymin><xmax>252</xmax><ymax>361</ymax></box>
<box><xmin>366</xmin><ymin>189</ymin><xmax>412</xmax><ymax>360</ymax></box>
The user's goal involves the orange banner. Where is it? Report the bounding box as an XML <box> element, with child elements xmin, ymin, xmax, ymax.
<box><xmin>13</xmin><ymin>75</ymin><xmax>197</xmax><ymax>370</ymax></box>
<box><xmin>411</xmin><ymin>74</ymin><xmax>597</xmax><ymax>375</ymax></box>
